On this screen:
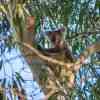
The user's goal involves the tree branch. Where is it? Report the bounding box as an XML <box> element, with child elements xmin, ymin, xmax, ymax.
<box><xmin>15</xmin><ymin>41</ymin><xmax>100</xmax><ymax>72</ymax></box>
<box><xmin>66</xmin><ymin>30</ymin><xmax>100</xmax><ymax>40</ymax></box>
<box><xmin>80</xmin><ymin>41</ymin><xmax>100</xmax><ymax>59</ymax></box>
<box><xmin>15</xmin><ymin>41</ymin><xmax>74</xmax><ymax>70</ymax></box>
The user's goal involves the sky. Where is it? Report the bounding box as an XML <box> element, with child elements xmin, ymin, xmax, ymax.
<box><xmin>0</xmin><ymin>47</ymin><xmax>45</xmax><ymax>100</ymax></box>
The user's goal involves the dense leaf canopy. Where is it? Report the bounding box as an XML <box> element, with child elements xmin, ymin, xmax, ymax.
<box><xmin>0</xmin><ymin>0</ymin><xmax>100</xmax><ymax>99</ymax></box>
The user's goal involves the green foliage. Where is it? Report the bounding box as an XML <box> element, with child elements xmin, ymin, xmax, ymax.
<box><xmin>92</xmin><ymin>78</ymin><xmax>100</xmax><ymax>100</ymax></box>
<box><xmin>0</xmin><ymin>0</ymin><xmax>100</xmax><ymax>99</ymax></box>
<box><xmin>96</xmin><ymin>0</ymin><xmax>100</xmax><ymax>8</ymax></box>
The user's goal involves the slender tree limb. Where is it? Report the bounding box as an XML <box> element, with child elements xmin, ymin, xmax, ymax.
<box><xmin>14</xmin><ymin>41</ymin><xmax>100</xmax><ymax>72</ymax></box>
<box><xmin>66</xmin><ymin>30</ymin><xmax>100</xmax><ymax>40</ymax></box>
<box><xmin>15</xmin><ymin>41</ymin><xmax>74</xmax><ymax>70</ymax></box>
<box><xmin>80</xmin><ymin>41</ymin><xmax>100</xmax><ymax>60</ymax></box>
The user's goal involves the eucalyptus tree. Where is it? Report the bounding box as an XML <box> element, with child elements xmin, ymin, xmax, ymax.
<box><xmin>0</xmin><ymin>0</ymin><xmax>100</xmax><ymax>99</ymax></box>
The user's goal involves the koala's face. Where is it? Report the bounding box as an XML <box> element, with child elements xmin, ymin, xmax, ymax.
<box><xmin>47</xmin><ymin>30</ymin><xmax>63</xmax><ymax>49</ymax></box>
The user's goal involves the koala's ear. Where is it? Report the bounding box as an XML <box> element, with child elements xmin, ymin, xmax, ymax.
<box><xmin>59</xmin><ymin>27</ymin><xmax>65</xmax><ymax>32</ymax></box>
